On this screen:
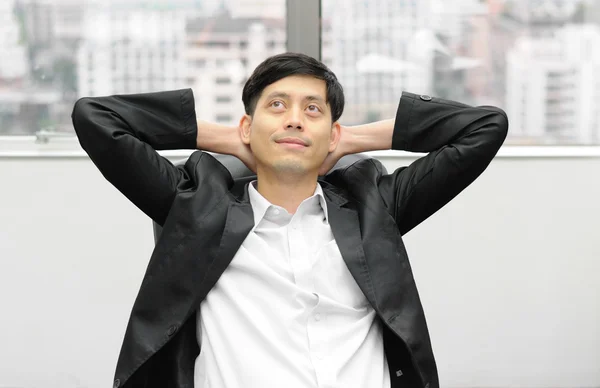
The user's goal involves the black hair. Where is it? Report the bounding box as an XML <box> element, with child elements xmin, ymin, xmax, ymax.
<box><xmin>242</xmin><ymin>52</ymin><xmax>345</xmax><ymax>122</ymax></box>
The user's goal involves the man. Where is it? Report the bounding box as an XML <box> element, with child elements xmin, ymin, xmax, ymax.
<box><xmin>72</xmin><ymin>52</ymin><xmax>508</xmax><ymax>388</ymax></box>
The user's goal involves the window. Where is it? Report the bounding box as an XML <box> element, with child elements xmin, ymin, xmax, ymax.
<box><xmin>321</xmin><ymin>0</ymin><xmax>600</xmax><ymax>145</ymax></box>
<box><xmin>1</xmin><ymin>0</ymin><xmax>286</xmax><ymax>139</ymax></box>
<box><xmin>215</xmin><ymin>77</ymin><xmax>231</xmax><ymax>85</ymax></box>
<box><xmin>205</xmin><ymin>41</ymin><xmax>230</xmax><ymax>48</ymax></box>
<box><xmin>6</xmin><ymin>0</ymin><xmax>599</xmax><ymax>149</ymax></box>
<box><xmin>216</xmin><ymin>96</ymin><xmax>233</xmax><ymax>104</ymax></box>
<box><xmin>216</xmin><ymin>114</ymin><xmax>233</xmax><ymax>123</ymax></box>
<box><xmin>190</xmin><ymin>59</ymin><xmax>206</xmax><ymax>67</ymax></box>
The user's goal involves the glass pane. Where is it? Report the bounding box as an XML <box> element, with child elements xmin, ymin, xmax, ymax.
<box><xmin>0</xmin><ymin>0</ymin><xmax>286</xmax><ymax>136</ymax></box>
<box><xmin>322</xmin><ymin>0</ymin><xmax>600</xmax><ymax>145</ymax></box>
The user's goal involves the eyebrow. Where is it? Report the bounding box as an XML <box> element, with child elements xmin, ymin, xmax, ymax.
<box><xmin>265</xmin><ymin>92</ymin><xmax>326</xmax><ymax>104</ymax></box>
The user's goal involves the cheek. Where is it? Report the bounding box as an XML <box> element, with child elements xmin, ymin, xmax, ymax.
<box><xmin>318</xmin><ymin>131</ymin><xmax>335</xmax><ymax>152</ymax></box>
<box><xmin>248</xmin><ymin>124</ymin><xmax>273</xmax><ymax>154</ymax></box>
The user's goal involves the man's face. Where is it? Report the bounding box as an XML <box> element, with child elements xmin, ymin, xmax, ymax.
<box><xmin>240</xmin><ymin>75</ymin><xmax>340</xmax><ymax>177</ymax></box>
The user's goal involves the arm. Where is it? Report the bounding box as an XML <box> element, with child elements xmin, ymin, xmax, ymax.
<box><xmin>345</xmin><ymin>92</ymin><xmax>508</xmax><ymax>235</ymax></box>
<box><xmin>71</xmin><ymin>88</ymin><xmax>239</xmax><ymax>226</ymax></box>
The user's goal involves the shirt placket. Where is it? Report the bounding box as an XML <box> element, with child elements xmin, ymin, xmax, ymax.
<box><xmin>289</xmin><ymin>211</ymin><xmax>334</xmax><ymax>387</ymax></box>
<box><xmin>288</xmin><ymin>213</ymin><xmax>312</xmax><ymax>289</ymax></box>
<box><xmin>309</xmin><ymin>296</ymin><xmax>336</xmax><ymax>386</ymax></box>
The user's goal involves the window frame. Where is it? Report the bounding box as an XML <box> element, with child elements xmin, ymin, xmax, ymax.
<box><xmin>1</xmin><ymin>0</ymin><xmax>600</xmax><ymax>158</ymax></box>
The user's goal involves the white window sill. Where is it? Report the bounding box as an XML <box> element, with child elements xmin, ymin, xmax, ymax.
<box><xmin>1</xmin><ymin>136</ymin><xmax>600</xmax><ymax>158</ymax></box>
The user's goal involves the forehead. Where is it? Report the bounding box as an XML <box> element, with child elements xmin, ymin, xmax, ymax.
<box><xmin>260</xmin><ymin>75</ymin><xmax>327</xmax><ymax>100</ymax></box>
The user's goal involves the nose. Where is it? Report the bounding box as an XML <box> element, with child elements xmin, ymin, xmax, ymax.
<box><xmin>285</xmin><ymin>106</ymin><xmax>303</xmax><ymax>131</ymax></box>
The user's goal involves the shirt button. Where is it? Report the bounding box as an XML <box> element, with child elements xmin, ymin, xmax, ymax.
<box><xmin>315</xmin><ymin>313</ymin><xmax>321</xmax><ymax>321</ymax></box>
<box><xmin>420</xmin><ymin>94</ymin><xmax>432</xmax><ymax>101</ymax></box>
<box><xmin>272</xmin><ymin>208</ymin><xmax>280</xmax><ymax>215</ymax></box>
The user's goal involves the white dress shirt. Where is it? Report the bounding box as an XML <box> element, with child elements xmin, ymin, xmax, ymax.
<box><xmin>194</xmin><ymin>181</ymin><xmax>390</xmax><ymax>388</ymax></box>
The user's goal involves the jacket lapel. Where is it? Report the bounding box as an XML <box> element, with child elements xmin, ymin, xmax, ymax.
<box><xmin>323</xmin><ymin>185</ymin><xmax>379</xmax><ymax>311</ymax></box>
<box><xmin>210</xmin><ymin>181</ymin><xmax>378</xmax><ymax>313</ymax></box>
<box><xmin>208</xmin><ymin>202</ymin><xmax>254</xmax><ymax>287</ymax></box>
<box><xmin>216</xmin><ymin>201</ymin><xmax>255</xmax><ymax>265</ymax></box>
<box><xmin>191</xmin><ymin>183</ymin><xmax>255</xmax><ymax>308</ymax></box>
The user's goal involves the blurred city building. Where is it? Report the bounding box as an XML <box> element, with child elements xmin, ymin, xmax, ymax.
<box><xmin>0</xmin><ymin>0</ymin><xmax>598</xmax><ymax>144</ymax></box>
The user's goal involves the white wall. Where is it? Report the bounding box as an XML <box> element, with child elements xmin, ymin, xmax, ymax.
<box><xmin>1</xmin><ymin>152</ymin><xmax>599</xmax><ymax>388</ymax></box>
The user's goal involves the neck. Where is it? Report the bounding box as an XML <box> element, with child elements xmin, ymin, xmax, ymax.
<box><xmin>255</xmin><ymin>169</ymin><xmax>318</xmax><ymax>215</ymax></box>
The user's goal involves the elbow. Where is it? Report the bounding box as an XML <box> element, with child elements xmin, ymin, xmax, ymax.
<box><xmin>71</xmin><ymin>97</ymin><xmax>95</xmax><ymax>152</ymax></box>
<box><xmin>70</xmin><ymin>97</ymin><xmax>109</xmax><ymax>154</ymax></box>
<box><xmin>480</xmin><ymin>106</ymin><xmax>509</xmax><ymax>147</ymax></box>
<box><xmin>494</xmin><ymin>109</ymin><xmax>509</xmax><ymax>146</ymax></box>
<box><xmin>71</xmin><ymin>97</ymin><xmax>92</xmax><ymax>137</ymax></box>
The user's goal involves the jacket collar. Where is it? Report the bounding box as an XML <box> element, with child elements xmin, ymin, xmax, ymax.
<box><xmin>231</xmin><ymin>176</ymin><xmax>350</xmax><ymax>209</ymax></box>
<box><xmin>225</xmin><ymin>177</ymin><xmax>377</xmax><ymax>310</ymax></box>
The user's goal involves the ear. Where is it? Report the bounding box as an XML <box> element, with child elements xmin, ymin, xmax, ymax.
<box><xmin>328</xmin><ymin>121</ymin><xmax>342</xmax><ymax>153</ymax></box>
<box><xmin>239</xmin><ymin>114</ymin><xmax>252</xmax><ymax>145</ymax></box>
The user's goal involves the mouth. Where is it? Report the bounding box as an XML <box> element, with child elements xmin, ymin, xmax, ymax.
<box><xmin>275</xmin><ymin>137</ymin><xmax>308</xmax><ymax>149</ymax></box>
<box><xmin>278</xmin><ymin>142</ymin><xmax>307</xmax><ymax>150</ymax></box>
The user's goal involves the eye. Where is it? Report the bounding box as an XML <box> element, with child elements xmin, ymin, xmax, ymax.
<box><xmin>307</xmin><ymin>104</ymin><xmax>321</xmax><ymax>113</ymax></box>
<box><xmin>270</xmin><ymin>100</ymin><xmax>284</xmax><ymax>109</ymax></box>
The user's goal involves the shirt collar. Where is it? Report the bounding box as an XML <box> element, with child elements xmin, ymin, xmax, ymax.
<box><xmin>247</xmin><ymin>180</ymin><xmax>329</xmax><ymax>226</ymax></box>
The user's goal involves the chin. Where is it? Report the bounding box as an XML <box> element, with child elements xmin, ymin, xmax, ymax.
<box><xmin>272</xmin><ymin>160</ymin><xmax>309</xmax><ymax>175</ymax></box>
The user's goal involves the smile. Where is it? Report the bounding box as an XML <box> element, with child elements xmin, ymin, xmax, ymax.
<box><xmin>275</xmin><ymin>137</ymin><xmax>309</xmax><ymax>149</ymax></box>
<box><xmin>277</xmin><ymin>142</ymin><xmax>307</xmax><ymax>150</ymax></box>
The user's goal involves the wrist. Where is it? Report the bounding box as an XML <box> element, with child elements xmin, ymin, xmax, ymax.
<box><xmin>344</xmin><ymin>119</ymin><xmax>394</xmax><ymax>154</ymax></box>
<box><xmin>343</xmin><ymin>125</ymin><xmax>362</xmax><ymax>155</ymax></box>
<box><xmin>196</xmin><ymin>120</ymin><xmax>239</xmax><ymax>154</ymax></box>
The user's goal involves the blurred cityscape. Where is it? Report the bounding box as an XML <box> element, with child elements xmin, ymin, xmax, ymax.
<box><xmin>1</xmin><ymin>0</ymin><xmax>600</xmax><ymax>145</ymax></box>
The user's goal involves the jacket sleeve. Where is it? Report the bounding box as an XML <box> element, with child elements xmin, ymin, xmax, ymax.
<box><xmin>376</xmin><ymin>92</ymin><xmax>509</xmax><ymax>235</ymax></box>
<box><xmin>71</xmin><ymin>88</ymin><xmax>198</xmax><ymax>226</ymax></box>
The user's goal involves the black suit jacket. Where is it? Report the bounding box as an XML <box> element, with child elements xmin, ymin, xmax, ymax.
<box><xmin>71</xmin><ymin>89</ymin><xmax>508</xmax><ymax>388</ymax></box>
